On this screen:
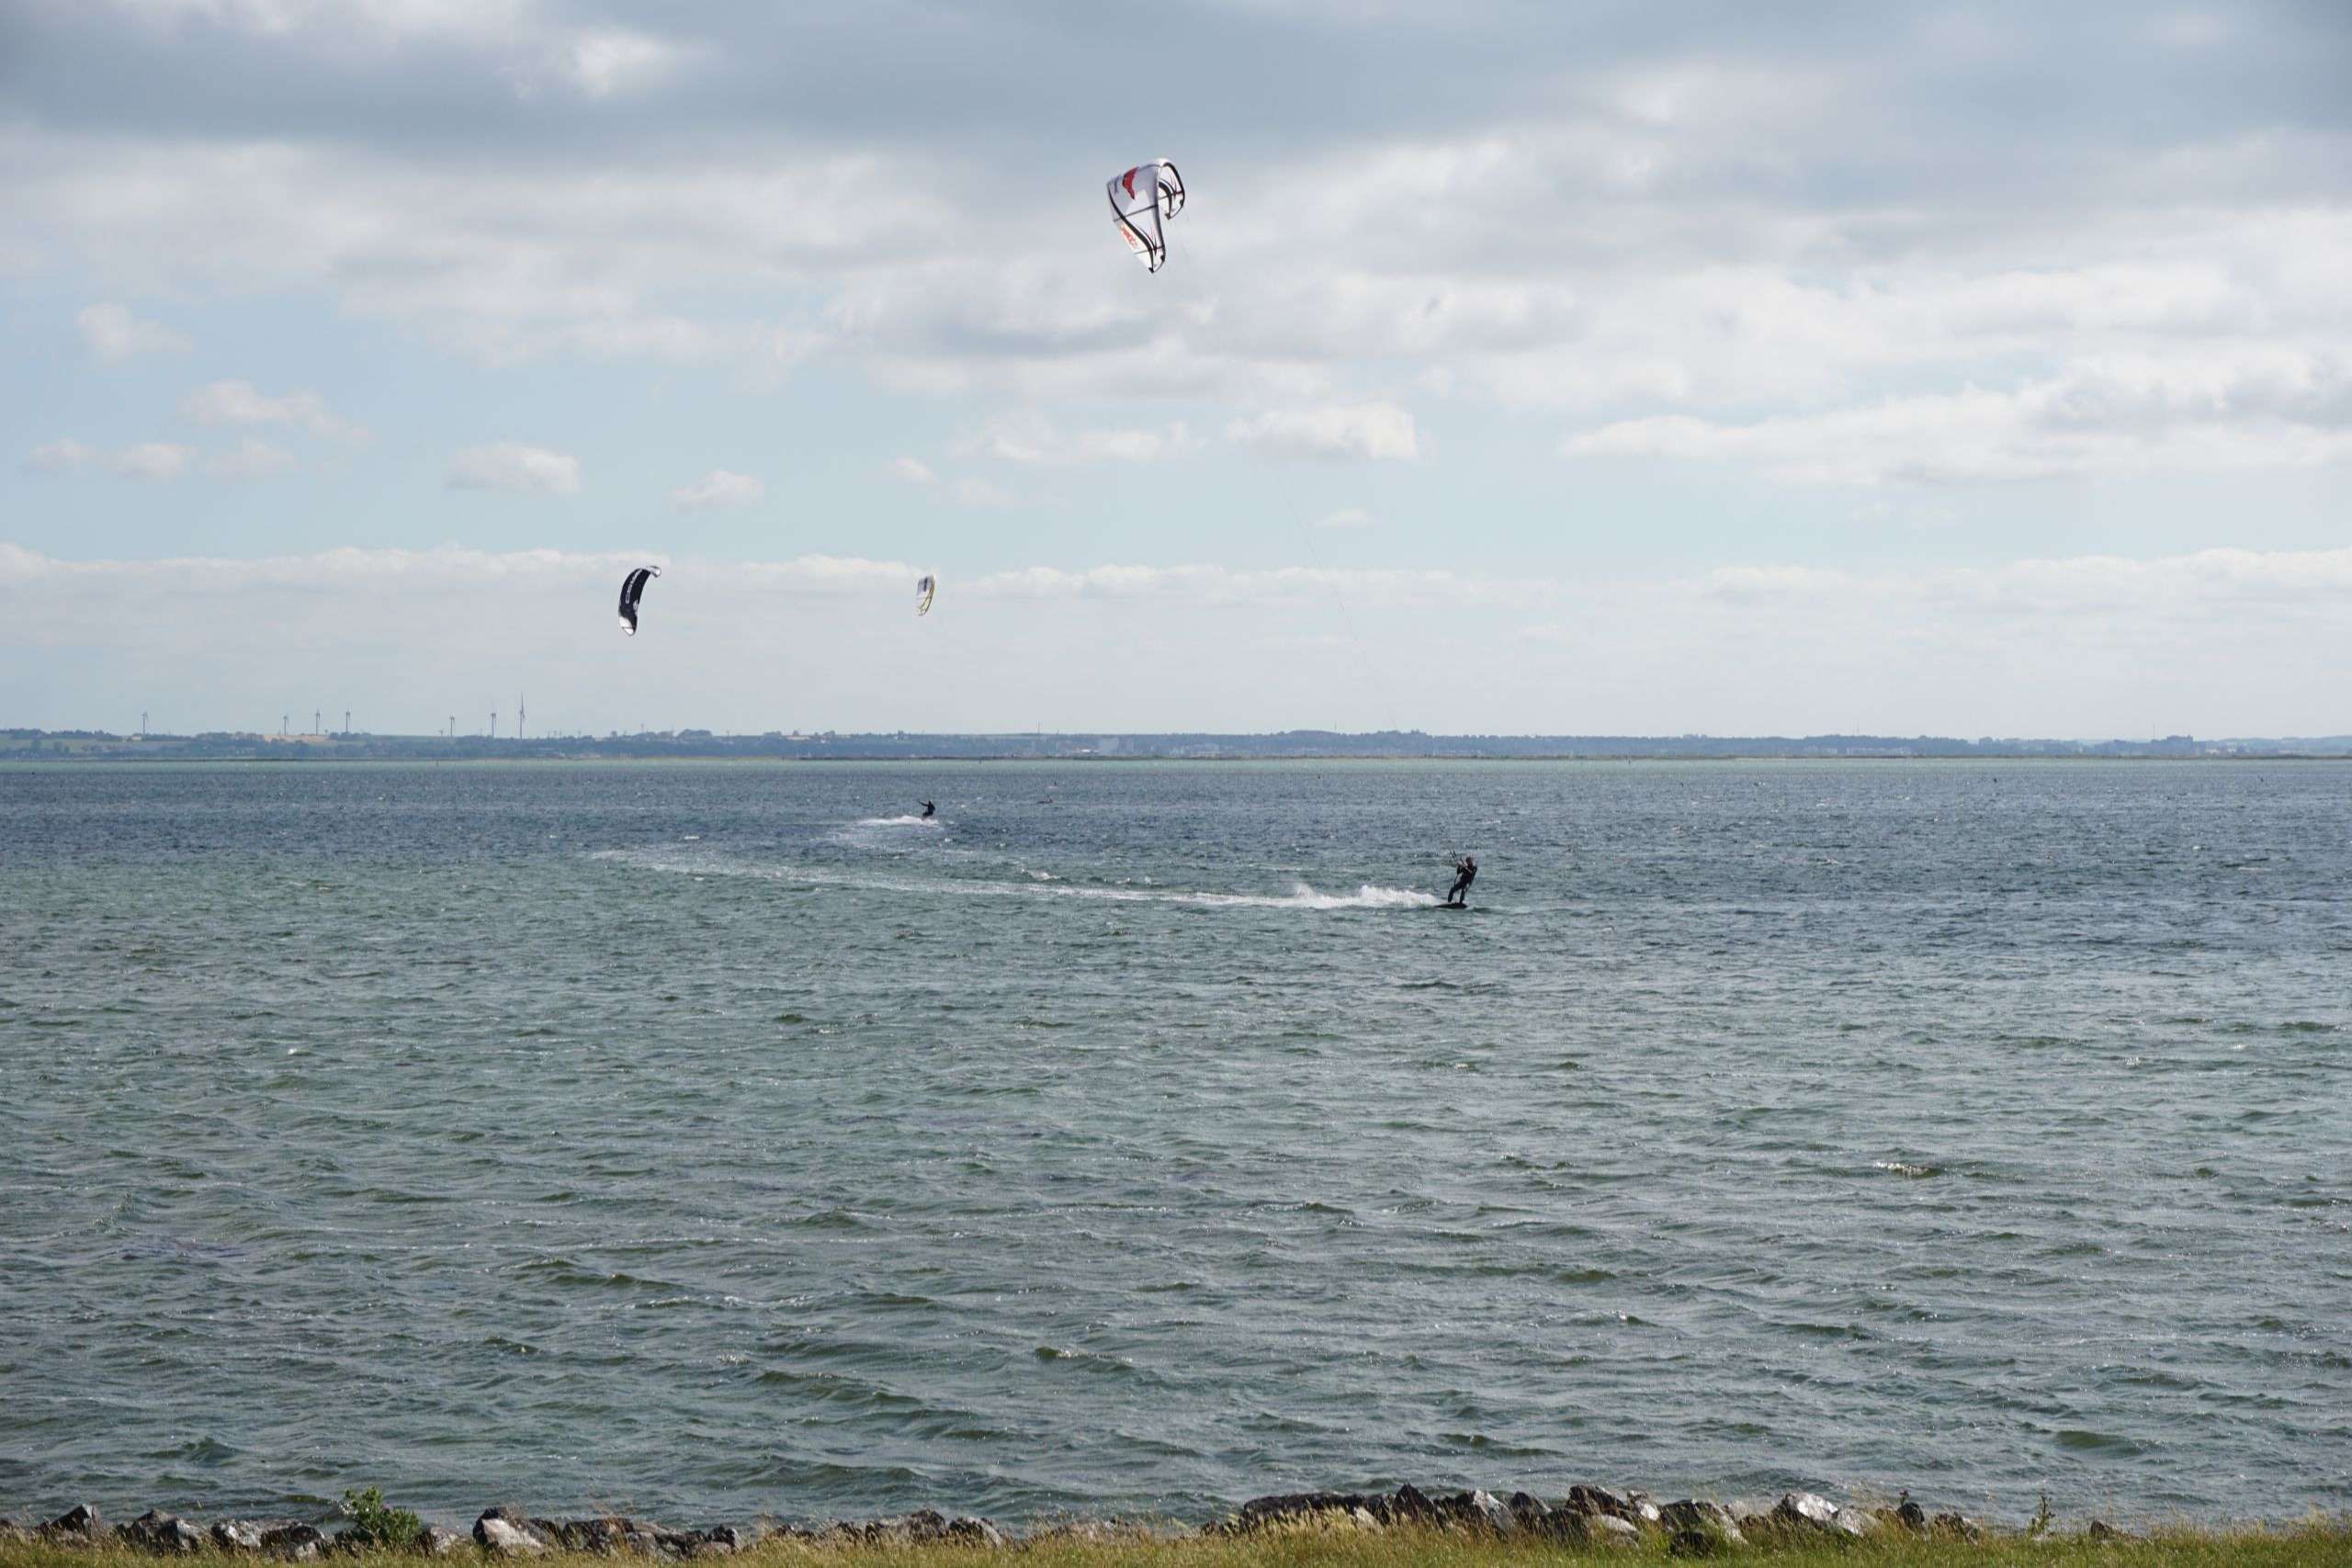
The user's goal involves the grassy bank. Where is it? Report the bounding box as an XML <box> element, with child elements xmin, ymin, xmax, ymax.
<box><xmin>6</xmin><ymin>1525</ymin><xmax>2350</xmax><ymax>1568</ymax></box>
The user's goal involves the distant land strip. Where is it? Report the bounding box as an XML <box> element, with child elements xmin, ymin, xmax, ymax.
<box><xmin>6</xmin><ymin>728</ymin><xmax>2352</xmax><ymax>761</ymax></box>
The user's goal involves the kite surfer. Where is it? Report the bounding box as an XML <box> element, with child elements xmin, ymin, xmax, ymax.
<box><xmin>1442</xmin><ymin>853</ymin><xmax>1476</xmax><ymax>908</ymax></box>
<box><xmin>920</xmin><ymin>801</ymin><xmax>935</xmax><ymax>820</ymax></box>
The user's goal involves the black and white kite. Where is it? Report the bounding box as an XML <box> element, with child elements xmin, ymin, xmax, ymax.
<box><xmin>1108</xmin><ymin>160</ymin><xmax>1185</xmax><ymax>273</ymax></box>
<box><xmin>915</xmin><ymin>573</ymin><xmax>937</xmax><ymax>617</ymax></box>
<box><xmin>617</xmin><ymin>566</ymin><xmax>661</xmax><ymax>636</ymax></box>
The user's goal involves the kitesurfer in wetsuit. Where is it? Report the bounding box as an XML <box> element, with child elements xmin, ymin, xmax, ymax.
<box><xmin>920</xmin><ymin>801</ymin><xmax>935</xmax><ymax>820</ymax></box>
<box><xmin>1443</xmin><ymin>854</ymin><xmax>1476</xmax><ymax>908</ymax></box>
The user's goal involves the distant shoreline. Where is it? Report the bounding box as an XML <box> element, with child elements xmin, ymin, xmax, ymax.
<box><xmin>7</xmin><ymin>728</ymin><xmax>2350</xmax><ymax>764</ymax></box>
<box><xmin>9</xmin><ymin>751</ymin><xmax>2352</xmax><ymax>765</ymax></box>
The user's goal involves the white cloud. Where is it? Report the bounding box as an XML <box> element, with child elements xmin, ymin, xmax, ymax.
<box><xmin>207</xmin><ymin>437</ymin><xmax>299</xmax><ymax>479</ymax></box>
<box><xmin>0</xmin><ymin>542</ymin><xmax>1511</xmax><ymax>608</ymax></box>
<box><xmin>1229</xmin><ymin>403</ymin><xmax>1421</xmax><ymax>462</ymax></box>
<box><xmin>27</xmin><ymin>435</ymin><xmax>282</xmax><ymax>479</ymax></box>
<box><xmin>109</xmin><ymin>443</ymin><xmax>193</xmax><ymax>479</ymax></box>
<box><xmin>891</xmin><ymin>460</ymin><xmax>1014</xmax><ymax>506</ymax></box>
<box><xmin>446</xmin><ymin>441</ymin><xmax>580</xmax><ymax>494</ymax></box>
<box><xmin>1566</xmin><ymin>351</ymin><xmax>2352</xmax><ymax>485</ymax></box>
<box><xmin>10</xmin><ymin>105</ymin><xmax>2346</xmax><ymax>443</ymax></box>
<box><xmin>76</xmin><ymin>302</ymin><xmax>190</xmax><ymax>362</ymax></box>
<box><xmin>11</xmin><ymin>543</ymin><xmax>2350</xmax><ymax>738</ymax></box>
<box><xmin>2154</xmin><ymin>11</ymin><xmax>2235</xmax><ymax>49</ymax></box>
<box><xmin>81</xmin><ymin>0</ymin><xmax>535</xmax><ymax>44</ymax></box>
<box><xmin>182</xmin><ymin>379</ymin><xmax>367</xmax><ymax>442</ymax></box>
<box><xmin>555</xmin><ymin>29</ymin><xmax>693</xmax><ymax>97</ymax></box>
<box><xmin>1317</xmin><ymin>507</ymin><xmax>1376</xmax><ymax>530</ymax></box>
<box><xmin>24</xmin><ymin>439</ymin><xmax>198</xmax><ymax>480</ymax></box>
<box><xmin>952</xmin><ymin>477</ymin><xmax>1016</xmax><ymax>508</ymax></box>
<box><xmin>25</xmin><ymin>438</ymin><xmax>96</xmax><ymax>473</ymax></box>
<box><xmin>670</xmin><ymin>468</ymin><xmax>763</xmax><ymax>511</ymax></box>
<box><xmin>966</xmin><ymin>414</ymin><xmax>1198</xmax><ymax>466</ymax></box>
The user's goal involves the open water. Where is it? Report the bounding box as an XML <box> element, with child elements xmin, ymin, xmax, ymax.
<box><xmin>2</xmin><ymin>760</ymin><xmax>2346</xmax><ymax>1527</ymax></box>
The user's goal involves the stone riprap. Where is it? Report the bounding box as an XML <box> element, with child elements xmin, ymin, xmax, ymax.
<box><xmin>0</xmin><ymin>1488</ymin><xmax>2007</xmax><ymax>1557</ymax></box>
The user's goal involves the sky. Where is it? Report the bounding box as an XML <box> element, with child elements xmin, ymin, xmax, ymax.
<box><xmin>3</xmin><ymin>0</ymin><xmax>2348</xmax><ymax>738</ymax></box>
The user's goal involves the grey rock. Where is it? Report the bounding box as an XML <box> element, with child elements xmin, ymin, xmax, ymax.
<box><xmin>1668</xmin><ymin>1529</ymin><xmax>1723</xmax><ymax>1558</ymax></box>
<box><xmin>1505</xmin><ymin>1493</ymin><xmax>1548</xmax><ymax>1532</ymax></box>
<box><xmin>422</xmin><ymin>1526</ymin><xmax>469</xmax><ymax>1557</ymax></box>
<box><xmin>1775</xmin><ymin>1493</ymin><xmax>1840</xmax><ymax>1532</ymax></box>
<box><xmin>478</xmin><ymin>1519</ymin><xmax>546</xmax><ymax>1557</ymax></box>
<box><xmin>263</xmin><ymin>1522</ymin><xmax>329</xmax><ymax>1559</ymax></box>
<box><xmin>1626</xmin><ymin>1493</ymin><xmax>1664</xmax><ymax>1526</ymax></box>
<box><xmin>1532</xmin><ymin>1508</ymin><xmax>1591</xmax><ymax>1544</ymax></box>
<box><xmin>834</xmin><ymin>1510</ymin><xmax>985</xmax><ymax>1549</ymax></box>
<box><xmin>1349</xmin><ymin>1508</ymin><xmax>1380</xmax><ymax>1533</ymax></box>
<box><xmin>1566</xmin><ymin>1485</ymin><xmax>1633</xmax><ymax>1520</ymax></box>
<box><xmin>42</xmin><ymin>1505</ymin><xmax>106</xmax><ymax>1542</ymax></box>
<box><xmin>213</xmin><ymin>1520</ymin><xmax>268</xmax><ymax>1553</ymax></box>
<box><xmin>946</xmin><ymin>1518</ymin><xmax>1003</xmax><ymax>1549</ymax></box>
<box><xmin>1933</xmin><ymin>1511</ymin><xmax>1984</xmax><ymax>1540</ymax></box>
<box><xmin>1466</xmin><ymin>1491</ymin><xmax>1512</xmax><ymax>1532</ymax></box>
<box><xmin>899</xmin><ymin>1509</ymin><xmax>962</xmax><ymax>1544</ymax></box>
<box><xmin>549</xmin><ymin>1516</ymin><xmax>660</xmax><ymax>1554</ymax></box>
<box><xmin>475</xmin><ymin>1511</ymin><xmax>550</xmax><ymax>1557</ymax></box>
<box><xmin>1589</xmin><ymin>1514</ymin><xmax>1642</xmax><ymax>1546</ymax></box>
<box><xmin>1660</xmin><ymin>1501</ymin><xmax>1746</xmax><ymax>1547</ymax></box>
<box><xmin>1772</xmin><ymin>1492</ymin><xmax>1870</xmax><ymax>1538</ymax></box>
<box><xmin>121</xmin><ymin>1510</ymin><xmax>207</xmax><ymax>1555</ymax></box>
<box><xmin>1230</xmin><ymin>1492</ymin><xmax>1387</xmax><ymax>1533</ymax></box>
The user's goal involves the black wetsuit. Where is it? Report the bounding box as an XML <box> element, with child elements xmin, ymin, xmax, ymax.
<box><xmin>920</xmin><ymin>801</ymin><xmax>935</xmax><ymax>819</ymax></box>
<box><xmin>1445</xmin><ymin>858</ymin><xmax>1476</xmax><ymax>906</ymax></box>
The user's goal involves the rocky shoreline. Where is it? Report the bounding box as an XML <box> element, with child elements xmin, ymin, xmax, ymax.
<box><xmin>0</xmin><ymin>1485</ymin><xmax>2047</xmax><ymax>1559</ymax></box>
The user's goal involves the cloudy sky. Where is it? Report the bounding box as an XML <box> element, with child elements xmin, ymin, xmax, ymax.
<box><xmin>5</xmin><ymin>0</ymin><xmax>2348</xmax><ymax>737</ymax></box>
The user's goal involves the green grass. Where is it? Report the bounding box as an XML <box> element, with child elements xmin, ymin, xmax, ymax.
<box><xmin>5</xmin><ymin>1521</ymin><xmax>2349</xmax><ymax>1568</ymax></box>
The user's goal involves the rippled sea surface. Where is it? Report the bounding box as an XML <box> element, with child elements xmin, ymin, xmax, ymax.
<box><xmin>3</xmin><ymin>760</ymin><xmax>2347</xmax><ymax>1526</ymax></box>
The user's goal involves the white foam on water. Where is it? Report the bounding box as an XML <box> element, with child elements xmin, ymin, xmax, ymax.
<box><xmin>1167</xmin><ymin>880</ymin><xmax>1440</xmax><ymax>911</ymax></box>
<box><xmin>596</xmin><ymin>851</ymin><xmax>1437</xmax><ymax>912</ymax></box>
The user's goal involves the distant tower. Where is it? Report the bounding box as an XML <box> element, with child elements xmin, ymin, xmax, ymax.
<box><xmin>140</xmin><ymin>710</ymin><xmax>147</xmax><ymax>739</ymax></box>
<box><xmin>344</xmin><ymin>710</ymin><xmax>351</xmax><ymax>736</ymax></box>
<box><xmin>313</xmin><ymin>709</ymin><xmax>320</xmax><ymax>736</ymax></box>
<box><xmin>282</xmin><ymin>712</ymin><xmax>289</xmax><ymax>737</ymax></box>
<box><xmin>448</xmin><ymin>716</ymin><xmax>455</xmax><ymax>738</ymax></box>
<box><xmin>491</xmin><ymin>710</ymin><xmax>498</xmax><ymax>739</ymax></box>
<box><xmin>518</xmin><ymin>693</ymin><xmax>526</xmax><ymax>740</ymax></box>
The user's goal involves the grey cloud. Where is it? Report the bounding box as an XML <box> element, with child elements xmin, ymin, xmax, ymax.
<box><xmin>4</xmin><ymin>0</ymin><xmax>2347</xmax><ymax>491</ymax></box>
<box><xmin>8</xmin><ymin>2</ymin><xmax>2346</xmax><ymax>169</ymax></box>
